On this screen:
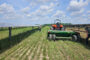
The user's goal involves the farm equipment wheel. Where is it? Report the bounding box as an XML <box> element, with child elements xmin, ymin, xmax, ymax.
<box><xmin>77</xmin><ymin>34</ymin><xmax>81</xmax><ymax>41</ymax></box>
<box><xmin>48</xmin><ymin>34</ymin><xmax>53</xmax><ymax>40</ymax></box>
<box><xmin>72</xmin><ymin>35</ymin><xmax>78</xmax><ymax>41</ymax></box>
<box><xmin>52</xmin><ymin>34</ymin><xmax>56</xmax><ymax>41</ymax></box>
<box><xmin>48</xmin><ymin>34</ymin><xmax>56</xmax><ymax>41</ymax></box>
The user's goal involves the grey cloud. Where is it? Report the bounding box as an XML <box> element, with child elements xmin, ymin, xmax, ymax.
<box><xmin>67</xmin><ymin>0</ymin><xmax>88</xmax><ymax>16</ymax></box>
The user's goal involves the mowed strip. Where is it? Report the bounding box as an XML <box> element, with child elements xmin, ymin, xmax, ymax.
<box><xmin>0</xmin><ymin>28</ymin><xmax>41</xmax><ymax>60</ymax></box>
<box><xmin>0</xmin><ymin>26</ymin><xmax>90</xmax><ymax>60</ymax></box>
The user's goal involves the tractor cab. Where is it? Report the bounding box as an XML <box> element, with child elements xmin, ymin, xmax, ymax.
<box><xmin>51</xmin><ymin>20</ymin><xmax>64</xmax><ymax>30</ymax></box>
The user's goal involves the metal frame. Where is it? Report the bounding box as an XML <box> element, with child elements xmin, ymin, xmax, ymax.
<box><xmin>54</xmin><ymin>19</ymin><xmax>61</xmax><ymax>24</ymax></box>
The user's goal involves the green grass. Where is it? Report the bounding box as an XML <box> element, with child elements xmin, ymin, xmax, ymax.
<box><xmin>0</xmin><ymin>26</ymin><xmax>90</xmax><ymax>60</ymax></box>
<box><xmin>0</xmin><ymin>27</ymin><xmax>32</xmax><ymax>40</ymax></box>
<box><xmin>0</xmin><ymin>27</ymin><xmax>38</xmax><ymax>53</ymax></box>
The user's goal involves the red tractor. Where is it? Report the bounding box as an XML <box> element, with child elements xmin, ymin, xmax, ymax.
<box><xmin>47</xmin><ymin>19</ymin><xmax>81</xmax><ymax>41</ymax></box>
<box><xmin>50</xmin><ymin>19</ymin><xmax>64</xmax><ymax>30</ymax></box>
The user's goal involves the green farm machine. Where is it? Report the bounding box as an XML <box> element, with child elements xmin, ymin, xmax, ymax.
<box><xmin>47</xmin><ymin>19</ymin><xmax>81</xmax><ymax>41</ymax></box>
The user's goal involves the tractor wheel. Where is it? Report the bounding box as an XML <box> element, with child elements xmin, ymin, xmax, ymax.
<box><xmin>52</xmin><ymin>34</ymin><xmax>56</xmax><ymax>41</ymax></box>
<box><xmin>77</xmin><ymin>34</ymin><xmax>81</xmax><ymax>41</ymax></box>
<box><xmin>72</xmin><ymin>35</ymin><xmax>78</xmax><ymax>41</ymax></box>
<box><xmin>48</xmin><ymin>34</ymin><xmax>53</xmax><ymax>40</ymax></box>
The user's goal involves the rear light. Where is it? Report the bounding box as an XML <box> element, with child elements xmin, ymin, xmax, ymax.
<box><xmin>48</xmin><ymin>31</ymin><xmax>50</xmax><ymax>33</ymax></box>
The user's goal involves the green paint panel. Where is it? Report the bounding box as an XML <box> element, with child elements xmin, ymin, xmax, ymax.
<box><xmin>48</xmin><ymin>30</ymin><xmax>76</xmax><ymax>37</ymax></box>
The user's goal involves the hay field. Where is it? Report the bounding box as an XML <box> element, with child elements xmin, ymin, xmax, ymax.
<box><xmin>0</xmin><ymin>26</ymin><xmax>90</xmax><ymax>60</ymax></box>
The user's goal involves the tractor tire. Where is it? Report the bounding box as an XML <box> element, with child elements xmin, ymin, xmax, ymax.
<box><xmin>48</xmin><ymin>34</ymin><xmax>53</xmax><ymax>40</ymax></box>
<box><xmin>52</xmin><ymin>34</ymin><xmax>56</xmax><ymax>41</ymax></box>
<box><xmin>72</xmin><ymin>35</ymin><xmax>78</xmax><ymax>41</ymax></box>
<box><xmin>77</xmin><ymin>34</ymin><xmax>81</xmax><ymax>41</ymax></box>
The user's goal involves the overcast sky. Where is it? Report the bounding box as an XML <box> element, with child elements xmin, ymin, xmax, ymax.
<box><xmin>0</xmin><ymin>0</ymin><xmax>90</xmax><ymax>26</ymax></box>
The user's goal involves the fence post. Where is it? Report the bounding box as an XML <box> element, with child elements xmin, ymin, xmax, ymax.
<box><xmin>32</xmin><ymin>26</ymin><xmax>34</xmax><ymax>30</ymax></box>
<box><xmin>9</xmin><ymin>27</ymin><xmax>12</xmax><ymax>40</ymax></box>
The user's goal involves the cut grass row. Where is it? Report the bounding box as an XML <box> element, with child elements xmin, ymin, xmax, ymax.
<box><xmin>0</xmin><ymin>27</ymin><xmax>38</xmax><ymax>54</ymax></box>
<box><xmin>0</xmin><ymin>26</ymin><xmax>90</xmax><ymax>60</ymax></box>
